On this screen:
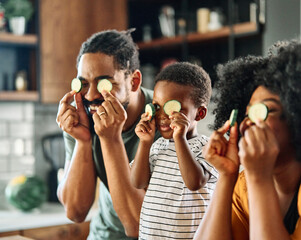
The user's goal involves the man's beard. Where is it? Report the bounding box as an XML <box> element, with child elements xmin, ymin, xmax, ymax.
<box><xmin>83</xmin><ymin>90</ymin><xmax>130</xmax><ymax>123</ymax></box>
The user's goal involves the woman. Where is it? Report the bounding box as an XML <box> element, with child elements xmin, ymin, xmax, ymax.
<box><xmin>194</xmin><ymin>40</ymin><xmax>301</xmax><ymax>240</ymax></box>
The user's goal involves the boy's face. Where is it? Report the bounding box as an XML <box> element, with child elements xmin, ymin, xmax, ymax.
<box><xmin>153</xmin><ymin>80</ymin><xmax>200</xmax><ymax>139</ymax></box>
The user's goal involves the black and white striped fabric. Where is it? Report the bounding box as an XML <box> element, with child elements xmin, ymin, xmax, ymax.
<box><xmin>139</xmin><ymin>136</ymin><xmax>218</xmax><ymax>240</ymax></box>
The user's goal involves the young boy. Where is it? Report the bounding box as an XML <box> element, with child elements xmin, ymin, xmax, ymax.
<box><xmin>130</xmin><ymin>62</ymin><xmax>218</xmax><ymax>239</ymax></box>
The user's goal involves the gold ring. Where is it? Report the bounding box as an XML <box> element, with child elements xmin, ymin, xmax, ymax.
<box><xmin>98</xmin><ymin>112</ymin><xmax>106</xmax><ymax>117</ymax></box>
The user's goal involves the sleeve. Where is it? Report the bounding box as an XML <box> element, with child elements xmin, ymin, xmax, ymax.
<box><xmin>195</xmin><ymin>136</ymin><xmax>219</xmax><ymax>182</ymax></box>
<box><xmin>196</xmin><ymin>153</ymin><xmax>219</xmax><ymax>183</ymax></box>
<box><xmin>63</xmin><ymin>131</ymin><xmax>75</xmax><ymax>161</ymax></box>
<box><xmin>149</xmin><ymin>138</ymin><xmax>161</xmax><ymax>174</ymax></box>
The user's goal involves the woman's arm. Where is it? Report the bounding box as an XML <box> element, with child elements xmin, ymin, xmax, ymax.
<box><xmin>239</xmin><ymin>120</ymin><xmax>291</xmax><ymax>240</ymax></box>
<box><xmin>194</xmin><ymin>121</ymin><xmax>240</xmax><ymax>240</ymax></box>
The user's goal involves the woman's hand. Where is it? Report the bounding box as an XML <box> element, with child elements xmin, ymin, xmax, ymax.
<box><xmin>238</xmin><ymin>120</ymin><xmax>279</xmax><ymax>179</ymax></box>
<box><xmin>203</xmin><ymin>121</ymin><xmax>240</xmax><ymax>176</ymax></box>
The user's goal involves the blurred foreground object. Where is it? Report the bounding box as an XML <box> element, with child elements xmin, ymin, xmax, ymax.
<box><xmin>5</xmin><ymin>175</ymin><xmax>48</xmax><ymax>211</ymax></box>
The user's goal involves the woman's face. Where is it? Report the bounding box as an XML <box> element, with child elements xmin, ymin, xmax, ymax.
<box><xmin>240</xmin><ymin>86</ymin><xmax>294</xmax><ymax>165</ymax></box>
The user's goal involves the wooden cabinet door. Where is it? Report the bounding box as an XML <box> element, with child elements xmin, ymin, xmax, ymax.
<box><xmin>39</xmin><ymin>0</ymin><xmax>128</xmax><ymax>103</ymax></box>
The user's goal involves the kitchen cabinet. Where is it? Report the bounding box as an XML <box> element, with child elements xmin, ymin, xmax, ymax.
<box><xmin>128</xmin><ymin>0</ymin><xmax>264</xmax><ymax>86</ymax></box>
<box><xmin>0</xmin><ymin>222</ymin><xmax>90</xmax><ymax>240</ymax></box>
<box><xmin>0</xmin><ymin>0</ymin><xmax>39</xmax><ymax>101</ymax></box>
<box><xmin>0</xmin><ymin>0</ymin><xmax>128</xmax><ymax>103</ymax></box>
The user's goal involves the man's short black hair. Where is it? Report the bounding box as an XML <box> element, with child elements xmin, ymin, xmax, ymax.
<box><xmin>76</xmin><ymin>29</ymin><xmax>140</xmax><ymax>74</ymax></box>
<box><xmin>154</xmin><ymin>62</ymin><xmax>212</xmax><ymax>107</ymax></box>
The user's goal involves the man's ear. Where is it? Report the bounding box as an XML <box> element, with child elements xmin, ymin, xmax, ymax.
<box><xmin>130</xmin><ymin>70</ymin><xmax>142</xmax><ymax>92</ymax></box>
<box><xmin>196</xmin><ymin>106</ymin><xmax>207</xmax><ymax>121</ymax></box>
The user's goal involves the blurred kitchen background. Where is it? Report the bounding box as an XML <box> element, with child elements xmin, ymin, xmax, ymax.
<box><xmin>0</xmin><ymin>0</ymin><xmax>300</xmax><ymax>238</ymax></box>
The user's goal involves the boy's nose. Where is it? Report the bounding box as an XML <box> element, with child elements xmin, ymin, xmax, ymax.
<box><xmin>156</xmin><ymin>108</ymin><xmax>168</xmax><ymax>120</ymax></box>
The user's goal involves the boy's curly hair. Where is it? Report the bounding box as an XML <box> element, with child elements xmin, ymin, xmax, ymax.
<box><xmin>76</xmin><ymin>29</ymin><xmax>140</xmax><ymax>75</ymax></box>
<box><xmin>212</xmin><ymin>39</ymin><xmax>301</xmax><ymax>161</ymax></box>
<box><xmin>155</xmin><ymin>62</ymin><xmax>212</xmax><ymax>107</ymax></box>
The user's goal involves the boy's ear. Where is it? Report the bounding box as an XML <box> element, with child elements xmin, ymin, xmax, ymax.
<box><xmin>130</xmin><ymin>70</ymin><xmax>142</xmax><ymax>92</ymax></box>
<box><xmin>196</xmin><ymin>106</ymin><xmax>207</xmax><ymax>121</ymax></box>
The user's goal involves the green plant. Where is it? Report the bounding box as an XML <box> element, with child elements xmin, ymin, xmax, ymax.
<box><xmin>3</xmin><ymin>0</ymin><xmax>33</xmax><ymax>22</ymax></box>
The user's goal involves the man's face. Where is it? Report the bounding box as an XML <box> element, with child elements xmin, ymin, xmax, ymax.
<box><xmin>77</xmin><ymin>52</ymin><xmax>131</xmax><ymax>116</ymax></box>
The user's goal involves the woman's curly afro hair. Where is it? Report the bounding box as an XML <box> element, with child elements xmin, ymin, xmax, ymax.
<box><xmin>212</xmin><ymin>39</ymin><xmax>301</xmax><ymax>161</ymax></box>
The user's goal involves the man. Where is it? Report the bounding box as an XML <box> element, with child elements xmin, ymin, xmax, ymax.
<box><xmin>56</xmin><ymin>29</ymin><xmax>160</xmax><ymax>239</ymax></box>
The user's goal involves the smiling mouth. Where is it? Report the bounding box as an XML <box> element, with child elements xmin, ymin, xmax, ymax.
<box><xmin>158</xmin><ymin>123</ymin><xmax>171</xmax><ymax>132</ymax></box>
<box><xmin>88</xmin><ymin>105</ymin><xmax>102</xmax><ymax>114</ymax></box>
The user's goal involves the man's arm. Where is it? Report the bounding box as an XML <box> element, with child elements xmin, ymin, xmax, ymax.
<box><xmin>101</xmin><ymin>137</ymin><xmax>146</xmax><ymax>237</ymax></box>
<box><xmin>57</xmin><ymin>140</ymin><xmax>97</xmax><ymax>223</ymax></box>
<box><xmin>93</xmin><ymin>90</ymin><xmax>145</xmax><ymax>237</ymax></box>
<box><xmin>56</xmin><ymin>92</ymin><xmax>97</xmax><ymax>223</ymax></box>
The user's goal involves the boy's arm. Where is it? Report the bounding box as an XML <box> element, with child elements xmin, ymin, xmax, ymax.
<box><xmin>130</xmin><ymin>141</ymin><xmax>152</xmax><ymax>189</ymax></box>
<box><xmin>131</xmin><ymin>112</ymin><xmax>156</xmax><ymax>189</ymax></box>
<box><xmin>174</xmin><ymin>136</ymin><xmax>209</xmax><ymax>190</ymax></box>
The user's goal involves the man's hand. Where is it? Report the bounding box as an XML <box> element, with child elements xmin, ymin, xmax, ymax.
<box><xmin>56</xmin><ymin>91</ymin><xmax>91</xmax><ymax>142</ymax></box>
<box><xmin>93</xmin><ymin>90</ymin><xmax>127</xmax><ymax>140</ymax></box>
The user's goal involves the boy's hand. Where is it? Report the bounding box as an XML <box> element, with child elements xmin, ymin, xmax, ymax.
<box><xmin>169</xmin><ymin>112</ymin><xmax>190</xmax><ymax>140</ymax></box>
<box><xmin>135</xmin><ymin>113</ymin><xmax>156</xmax><ymax>143</ymax></box>
<box><xmin>203</xmin><ymin>121</ymin><xmax>239</xmax><ymax>176</ymax></box>
<box><xmin>56</xmin><ymin>91</ymin><xmax>91</xmax><ymax>142</ymax></box>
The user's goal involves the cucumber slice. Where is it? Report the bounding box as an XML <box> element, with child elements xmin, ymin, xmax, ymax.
<box><xmin>145</xmin><ymin>103</ymin><xmax>156</xmax><ymax>120</ymax></box>
<box><xmin>97</xmin><ymin>79</ymin><xmax>112</xmax><ymax>93</ymax></box>
<box><xmin>71</xmin><ymin>78</ymin><xmax>82</xmax><ymax>93</ymax></box>
<box><xmin>229</xmin><ymin>109</ymin><xmax>238</xmax><ymax>127</ymax></box>
<box><xmin>248</xmin><ymin>103</ymin><xmax>268</xmax><ymax>123</ymax></box>
<box><xmin>163</xmin><ymin>100</ymin><xmax>181</xmax><ymax>116</ymax></box>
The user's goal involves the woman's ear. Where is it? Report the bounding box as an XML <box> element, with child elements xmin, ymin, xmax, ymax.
<box><xmin>196</xmin><ymin>106</ymin><xmax>207</xmax><ymax>121</ymax></box>
<box><xmin>130</xmin><ymin>70</ymin><xmax>142</xmax><ymax>92</ymax></box>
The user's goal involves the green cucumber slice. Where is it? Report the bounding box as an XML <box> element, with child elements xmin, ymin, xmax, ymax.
<box><xmin>163</xmin><ymin>100</ymin><xmax>181</xmax><ymax>116</ymax></box>
<box><xmin>71</xmin><ymin>78</ymin><xmax>82</xmax><ymax>93</ymax></box>
<box><xmin>248</xmin><ymin>103</ymin><xmax>268</xmax><ymax>123</ymax></box>
<box><xmin>145</xmin><ymin>103</ymin><xmax>156</xmax><ymax>120</ymax></box>
<box><xmin>229</xmin><ymin>109</ymin><xmax>238</xmax><ymax>127</ymax></box>
<box><xmin>97</xmin><ymin>79</ymin><xmax>112</xmax><ymax>93</ymax></box>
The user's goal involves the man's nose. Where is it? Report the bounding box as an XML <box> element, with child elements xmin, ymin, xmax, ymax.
<box><xmin>85</xmin><ymin>84</ymin><xmax>102</xmax><ymax>102</ymax></box>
